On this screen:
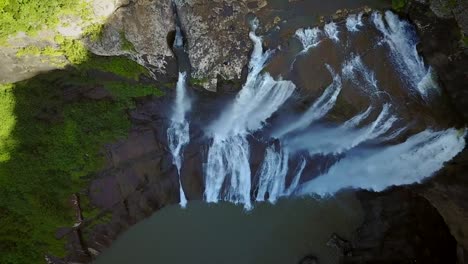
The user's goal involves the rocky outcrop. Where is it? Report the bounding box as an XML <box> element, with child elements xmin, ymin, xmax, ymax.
<box><xmin>0</xmin><ymin>0</ymin><xmax>122</xmax><ymax>84</ymax></box>
<box><xmin>405</xmin><ymin>2</ymin><xmax>468</xmax><ymax>122</ymax></box>
<box><xmin>343</xmin><ymin>188</ymin><xmax>458</xmax><ymax>264</ymax></box>
<box><xmin>85</xmin><ymin>0</ymin><xmax>176</xmax><ymax>75</ymax></box>
<box><xmin>0</xmin><ymin>30</ymin><xmax>67</xmax><ymax>84</ymax></box>
<box><xmin>174</xmin><ymin>0</ymin><xmax>266</xmax><ymax>91</ymax></box>
<box><xmin>59</xmin><ymin>118</ymin><xmax>181</xmax><ymax>263</ymax></box>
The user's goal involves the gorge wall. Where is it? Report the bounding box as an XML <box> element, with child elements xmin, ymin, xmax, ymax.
<box><xmin>1</xmin><ymin>0</ymin><xmax>467</xmax><ymax>263</ymax></box>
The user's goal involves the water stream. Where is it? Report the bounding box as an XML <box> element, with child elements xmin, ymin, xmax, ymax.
<box><xmin>94</xmin><ymin>6</ymin><xmax>465</xmax><ymax>264</ymax></box>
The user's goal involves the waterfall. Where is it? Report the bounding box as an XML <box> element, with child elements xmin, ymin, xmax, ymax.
<box><xmin>284</xmin><ymin>104</ymin><xmax>398</xmax><ymax>155</ymax></box>
<box><xmin>342</xmin><ymin>55</ymin><xmax>379</xmax><ymax>97</ymax></box>
<box><xmin>167</xmin><ymin>72</ymin><xmax>190</xmax><ymax>208</ymax></box>
<box><xmin>255</xmin><ymin>145</ymin><xmax>289</xmax><ymax>203</ymax></box>
<box><xmin>290</xmin><ymin>27</ymin><xmax>322</xmax><ymax>70</ymax></box>
<box><xmin>295</xmin><ymin>27</ymin><xmax>322</xmax><ymax>53</ymax></box>
<box><xmin>372</xmin><ymin>11</ymin><xmax>438</xmax><ymax>99</ymax></box>
<box><xmin>324</xmin><ymin>22</ymin><xmax>339</xmax><ymax>42</ymax></box>
<box><xmin>204</xmin><ymin>19</ymin><xmax>296</xmax><ymax>209</ymax></box>
<box><xmin>283</xmin><ymin>157</ymin><xmax>307</xmax><ymax>196</ymax></box>
<box><xmin>346</xmin><ymin>12</ymin><xmax>364</xmax><ymax>32</ymax></box>
<box><xmin>298</xmin><ymin>128</ymin><xmax>466</xmax><ymax>196</ymax></box>
<box><xmin>273</xmin><ymin>64</ymin><xmax>342</xmax><ymax>138</ymax></box>
<box><xmin>163</xmin><ymin>13</ymin><xmax>463</xmax><ymax>209</ymax></box>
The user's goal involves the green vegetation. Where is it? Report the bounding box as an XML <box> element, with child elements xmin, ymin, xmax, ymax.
<box><xmin>120</xmin><ymin>31</ymin><xmax>136</xmax><ymax>52</ymax></box>
<box><xmin>190</xmin><ymin>77</ymin><xmax>210</xmax><ymax>86</ymax></box>
<box><xmin>16</xmin><ymin>45</ymin><xmax>63</xmax><ymax>58</ymax></box>
<box><xmin>84</xmin><ymin>23</ymin><xmax>105</xmax><ymax>42</ymax></box>
<box><xmin>392</xmin><ymin>0</ymin><xmax>408</xmax><ymax>11</ymax></box>
<box><xmin>0</xmin><ymin>67</ymin><xmax>163</xmax><ymax>263</ymax></box>
<box><xmin>463</xmin><ymin>35</ymin><xmax>468</xmax><ymax>47</ymax></box>
<box><xmin>446</xmin><ymin>0</ymin><xmax>458</xmax><ymax>9</ymax></box>
<box><xmin>58</xmin><ymin>37</ymin><xmax>149</xmax><ymax>80</ymax></box>
<box><xmin>15</xmin><ymin>37</ymin><xmax>148</xmax><ymax>80</ymax></box>
<box><xmin>0</xmin><ymin>84</ymin><xmax>15</xmax><ymax>162</ymax></box>
<box><xmin>0</xmin><ymin>0</ymin><xmax>91</xmax><ymax>43</ymax></box>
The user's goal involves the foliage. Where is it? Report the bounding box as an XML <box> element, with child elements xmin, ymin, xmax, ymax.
<box><xmin>56</xmin><ymin>37</ymin><xmax>149</xmax><ymax>80</ymax></box>
<box><xmin>16</xmin><ymin>45</ymin><xmax>63</xmax><ymax>58</ymax></box>
<box><xmin>0</xmin><ymin>69</ymin><xmax>163</xmax><ymax>264</ymax></box>
<box><xmin>0</xmin><ymin>84</ymin><xmax>15</xmax><ymax>162</ymax></box>
<box><xmin>0</xmin><ymin>0</ymin><xmax>90</xmax><ymax>43</ymax></box>
<box><xmin>120</xmin><ymin>31</ymin><xmax>136</xmax><ymax>52</ymax></box>
<box><xmin>190</xmin><ymin>77</ymin><xmax>210</xmax><ymax>86</ymax></box>
<box><xmin>446</xmin><ymin>0</ymin><xmax>458</xmax><ymax>9</ymax></box>
<box><xmin>392</xmin><ymin>0</ymin><xmax>408</xmax><ymax>11</ymax></box>
<box><xmin>84</xmin><ymin>23</ymin><xmax>105</xmax><ymax>42</ymax></box>
<box><xmin>463</xmin><ymin>35</ymin><xmax>468</xmax><ymax>47</ymax></box>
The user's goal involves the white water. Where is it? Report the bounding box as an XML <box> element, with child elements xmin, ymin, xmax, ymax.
<box><xmin>346</xmin><ymin>13</ymin><xmax>364</xmax><ymax>32</ymax></box>
<box><xmin>204</xmin><ymin>20</ymin><xmax>296</xmax><ymax>209</ymax></box>
<box><xmin>167</xmin><ymin>72</ymin><xmax>190</xmax><ymax>208</ymax></box>
<box><xmin>372</xmin><ymin>11</ymin><xmax>438</xmax><ymax>99</ymax></box>
<box><xmin>284</xmin><ymin>104</ymin><xmax>398</xmax><ymax>155</ymax></box>
<box><xmin>295</xmin><ymin>27</ymin><xmax>322</xmax><ymax>52</ymax></box>
<box><xmin>283</xmin><ymin>157</ymin><xmax>307</xmax><ymax>196</ymax></box>
<box><xmin>298</xmin><ymin>128</ymin><xmax>466</xmax><ymax>196</ymax></box>
<box><xmin>342</xmin><ymin>55</ymin><xmax>379</xmax><ymax>96</ymax></box>
<box><xmin>324</xmin><ymin>22</ymin><xmax>339</xmax><ymax>42</ymax></box>
<box><xmin>255</xmin><ymin>145</ymin><xmax>289</xmax><ymax>203</ymax></box>
<box><xmin>273</xmin><ymin>65</ymin><xmax>342</xmax><ymax>138</ymax></box>
<box><xmin>165</xmin><ymin>14</ymin><xmax>463</xmax><ymax>209</ymax></box>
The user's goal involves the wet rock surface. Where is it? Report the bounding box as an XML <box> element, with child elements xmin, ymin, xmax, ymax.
<box><xmin>341</xmin><ymin>3</ymin><xmax>468</xmax><ymax>264</ymax></box>
<box><xmin>46</xmin><ymin>1</ymin><xmax>468</xmax><ymax>263</ymax></box>
<box><xmin>343</xmin><ymin>188</ymin><xmax>458</xmax><ymax>264</ymax></box>
<box><xmin>57</xmin><ymin>97</ymin><xmax>182</xmax><ymax>263</ymax></box>
<box><xmin>174</xmin><ymin>0</ymin><xmax>265</xmax><ymax>91</ymax></box>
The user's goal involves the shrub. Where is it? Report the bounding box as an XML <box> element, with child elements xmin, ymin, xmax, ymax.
<box><xmin>0</xmin><ymin>0</ymin><xmax>90</xmax><ymax>43</ymax></box>
<box><xmin>0</xmin><ymin>71</ymin><xmax>163</xmax><ymax>264</ymax></box>
<box><xmin>392</xmin><ymin>0</ymin><xmax>408</xmax><ymax>11</ymax></box>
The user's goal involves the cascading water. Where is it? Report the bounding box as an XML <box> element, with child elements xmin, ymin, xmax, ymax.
<box><xmin>167</xmin><ymin>24</ymin><xmax>190</xmax><ymax>208</ymax></box>
<box><xmin>255</xmin><ymin>145</ymin><xmax>289</xmax><ymax>203</ymax></box>
<box><xmin>295</xmin><ymin>27</ymin><xmax>322</xmax><ymax>53</ymax></box>
<box><xmin>298</xmin><ymin>128</ymin><xmax>466</xmax><ymax>196</ymax></box>
<box><xmin>204</xmin><ymin>19</ymin><xmax>296</xmax><ymax>209</ymax></box>
<box><xmin>284</xmin><ymin>104</ymin><xmax>398</xmax><ymax>156</ymax></box>
<box><xmin>342</xmin><ymin>55</ymin><xmax>379</xmax><ymax>96</ymax></box>
<box><xmin>165</xmin><ymin>13</ymin><xmax>465</xmax><ymax>210</ymax></box>
<box><xmin>346</xmin><ymin>12</ymin><xmax>364</xmax><ymax>32</ymax></box>
<box><xmin>167</xmin><ymin>72</ymin><xmax>190</xmax><ymax>208</ymax></box>
<box><xmin>372</xmin><ymin>11</ymin><xmax>438</xmax><ymax>99</ymax></box>
<box><xmin>324</xmin><ymin>22</ymin><xmax>340</xmax><ymax>42</ymax></box>
<box><xmin>273</xmin><ymin>64</ymin><xmax>342</xmax><ymax>139</ymax></box>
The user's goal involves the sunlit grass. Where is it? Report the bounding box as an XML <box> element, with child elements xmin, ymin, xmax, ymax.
<box><xmin>0</xmin><ymin>83</ymin><xmax>16</xmax><ymax>162</ymax></box>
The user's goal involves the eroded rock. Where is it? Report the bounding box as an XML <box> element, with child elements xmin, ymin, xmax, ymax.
<box><xmin>85</xmin><ymin>0</ymin><xmax>176</xmax><ymax>74</ymax></box>
<box><xmin>175</xmin><ymin>0</ymin><xmax>267</xmax><ymax>91</ymax></box>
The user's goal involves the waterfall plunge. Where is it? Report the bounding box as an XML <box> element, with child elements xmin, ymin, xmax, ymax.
<box><xmin>166</xmin><ymin>13</ymin><xmax>465</xmax><ymax>209</ymax></box>
<box><xmin>204</xmin><ymin>21</ymin><xmax>296</xmax><ymax>209</ymax></box>
<box><xmin>167</xmin><ymin>72</ymin><xmax>190</xmax><ymax>208</ymax></box>
<box><xmin>372</xmin><ymin>11</ymin><xmax>438</xmax><ymax>99</ymax></box>
<box><xmin>298</xmin><ymin>128</ymin><xmax>466</xmax><ymax>196</ymax></box>
<box><xmin>273</xmin><ymin>64</ymin><xmax>342</xmax><ymax>139</ymax></box>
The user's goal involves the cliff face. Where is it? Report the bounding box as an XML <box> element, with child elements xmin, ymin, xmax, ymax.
<box><xmin>343</xmin><ymin>2</ymin><xmax>468</xmax><ymax>263</ymax></box>
<box><xmin>85</xmin><ymin>0</ymin><xmax>176</xmax><ymax>75</ymax></box>
<box><xmin>2</xmin><ymin>0</ymin><xmax>468</xmax><ymax>263</ymax></box>
<box><xmin>0</xmin><ymin>0</ymin><xmax>123</xmax><ymax>84</ymax></box>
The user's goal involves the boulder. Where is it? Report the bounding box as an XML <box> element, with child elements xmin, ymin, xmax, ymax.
<box><xmin>175</xmin><ymin>0</ymin><xmax>267</xmax><ymax>91</ymax></box>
